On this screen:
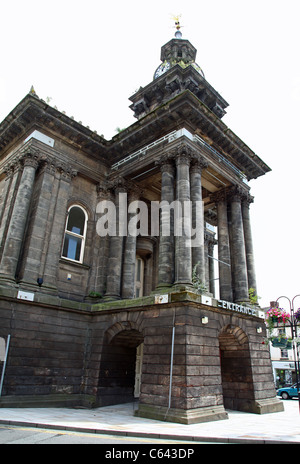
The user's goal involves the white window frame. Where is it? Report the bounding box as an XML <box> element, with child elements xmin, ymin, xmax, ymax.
<box><xmin>62</xmin><ymin>205</ymin><xmax>88</xmax><ymax>264</ymax></box>
<box><xmin>134</xmin><ymin>256</ymin><xmax>144</xmax><ymax>298</ymax></box>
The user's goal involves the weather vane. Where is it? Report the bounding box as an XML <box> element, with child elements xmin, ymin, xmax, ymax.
<box><xmin>171</xmin><ymin>14</ymin><xmax>183</xmax><ymax>38</ymax></box>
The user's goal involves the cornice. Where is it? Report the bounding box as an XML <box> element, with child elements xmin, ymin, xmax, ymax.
<box><xmin>0</xmin><ymin>89</ymin><xmax>271</xmax><ymax>182</ymax></box>
<box><xmin>110</xmin><ymin>90</ymin><xmax>271</xmax><ymax>180</ymax></box>
<box><xmin>0</xmin><ymin>93</ymin><xmax>109</xmax><ymax>163</ymax></box>
<box><xmin>129</xmin><ymin>64</ymin><xmax>229</xmax><ymax>120</ymax></box>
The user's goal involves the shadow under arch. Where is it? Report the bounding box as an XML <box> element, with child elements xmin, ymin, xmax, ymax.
<box><xmin>97</xmin><ymin>321</ymin><xmax>144</xmax><ymax>407</ymax></box>
<box><xmin>219</xmin><ymin>324</ymin><xmax>255</xmax><ymax>412</ymax></box>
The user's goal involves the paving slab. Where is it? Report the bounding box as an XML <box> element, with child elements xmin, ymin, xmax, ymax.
<box><xmin>0</xmin><ymin>398</ymin><xmax>299</xmax><ymax>444</ymax></box>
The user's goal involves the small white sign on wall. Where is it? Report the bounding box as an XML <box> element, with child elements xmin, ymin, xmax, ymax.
<box><xmin>17</xmin><ymin>290</ymin><xmax>34</xmax><ymax>301</ymax></box>
<box><xmin>25</xmin><ymin>130</ymin><xmax>54</xmax><ymax>147</ymax></box>
<box><xmin>155</xmin><ymin>294</ymin><xmax>169</xmax><ymax>304</ymax></box>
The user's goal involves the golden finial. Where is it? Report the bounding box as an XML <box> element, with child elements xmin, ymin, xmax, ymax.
<box><xmin>172</xmin><ymin>15</ymin><xmax>181</xmax><ymax>29</ymax></box>
<box><xmin>171</xmin><ymin>14</ymin><xmax>183</xmax><ymax>38</ymax></box>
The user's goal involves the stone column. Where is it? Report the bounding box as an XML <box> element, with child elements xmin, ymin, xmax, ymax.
<box><xmin>0</xmin><ymin>165</ymin><xmax>14</xmax><ymax>227</ymax></box>
<box><xmin>122</xmin><ymin>185</ymin><xmax>141</xmax><ymax>299</ymax></box>
<box><xmin>19</xmin><ymin>158</ymin><xmax>58</xmax><ymax>288</ymax></box>
<box><xmin>105</xmin><ymin>178</ymin><xmax>126</xmax><ymax>300</ymax></box>
<box><xmin>242</xmin><ymin>195</ymin><xmax>257</xmax><ymax>294</ymax></box>
<box><xmin>174</xmin><ymin>145</ymin><xmax>192</xmax><ymax>285</ymax></box>
<box><xmin>212</xmin><ymin>190</ymin><xmax>233</xmax><ymax>302</ymax></box>
<box><xmin>0</xmin><ymin>149</ymin><xmax>40</xmax><ymax>284</ymax></box>
<box><xmin>190</xmin><ymin>154</ymin><xmax>207</xmax><ymax>285</ymax></box>
<box><xmin>0</xmin><ymin>163</ymin><xmax>20</xmax><ymax>260</ymax></box>
<box><xmin>42</xmin><ymin>164</ymin><xmax>77</xmax><ymax>292</ymax></box>
<box><xmin>87</xmin><ymin>181</ymin><xmax>111</xmax><ymax>298</ymax></box>
<box><xmin>228</xmin><ymin>187</ymin><xmax>249</xmax><ymax>303</ymax></box>
<box><xmin>157</xmin><ymin>156</ymin><xmax>175</xmax><ymax>288</ymax></box>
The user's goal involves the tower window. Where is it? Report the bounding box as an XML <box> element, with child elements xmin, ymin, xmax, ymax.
<box><xmin>62</xmin><ymin>205</ymin><xmax>88</xmax><ymax>263</ymax></box>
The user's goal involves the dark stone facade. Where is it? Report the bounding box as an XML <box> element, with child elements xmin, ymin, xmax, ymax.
<box><xmin>0</xmin><ymin>33</ymin><xmax>283</xmax><ymax>422</ymax></box>
<box><xmin>0</xmin><ymin>286</ymin><xmax>281</xmax><ymax>422</ymax></box>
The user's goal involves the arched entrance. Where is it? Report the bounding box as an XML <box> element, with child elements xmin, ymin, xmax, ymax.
<box><xmin>98</xmin><ymin>322</ymin><xmax>144</xmax><ymax>407</ymax></box>
<box><xmin>219</xmin><ymin>324</ymin><xmax>255</xmax><ymax>412</ymax></box>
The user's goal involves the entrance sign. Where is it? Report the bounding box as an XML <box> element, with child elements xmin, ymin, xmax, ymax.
<box><xmin>218</xmin><ymin>299</ymin><xmax>264</xmax><ymax>318</ymax></box>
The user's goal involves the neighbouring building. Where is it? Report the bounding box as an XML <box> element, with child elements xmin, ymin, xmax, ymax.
<box><xmin>0</xmin><ymin>25</ymin><xmax>283</xmax><ymax>423</ymax></box>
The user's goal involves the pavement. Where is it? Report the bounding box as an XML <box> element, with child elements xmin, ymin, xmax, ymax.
<box><xmin>0</xmin><ymin>398</ymin><xmax>299</xmax><ymax>444</ymax></box>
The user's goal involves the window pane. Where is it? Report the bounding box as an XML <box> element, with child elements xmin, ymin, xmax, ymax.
<box><xmin>62</xmin><ymin>233</ymin><xmax>82</xmax><ymax>261</ymax></box>
<box><xmin>67</xmin><ymin>207</ymin><xmax>85</xmax><ymax>235</ymax></box>
<box><xmin>136</xmin><ymin>259</ymin><xmax>141</xmax><ymax>282</ymax></box>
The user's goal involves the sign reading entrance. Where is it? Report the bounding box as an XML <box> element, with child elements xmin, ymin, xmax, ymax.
<box><xmin>218</xmin><ymin>299</ymin><xmax>264</xmax><ymax>319</ymax></box>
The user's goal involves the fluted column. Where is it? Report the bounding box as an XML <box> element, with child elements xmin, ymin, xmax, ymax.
<box><xmin>42</xmin><ymin>165</ymin><xmax>77</xmax><ymax>292</ymax></box>
<box><xmin>0</xmin><ymin>150</ymin><xmax>40</xmax><ymax>284</ymax></box>
<box><xmin>174</xmin><ymin>146</ymin><xmax>192</xmax><ymax>285</ymax></box>
<box><xmin>228</xmin><ymin>187</ymin><xmax>249</xmax><ymax>303</ymax></box>
<box><xmin>0</xmin><ymin>165</ymin><xmax>14</xmax><ymax>230</ymax></box>
<box><xmin>105</xmin><ymin>178</ymin><xmax>126</xmax><ymax>300</ymax></box>
<box><xmin>122</xmin><ymin>184</ymin><xmax>141</xmax><ymax>299</ymax></box>
<box><xmin>212</xmin><ymin>190</ymin><xmax>233</xmax><ymax>301</ymax></box>
<box><xmin>242</xmin><ymin>195</ymin><xmax>257</xmax><ymax>293</ymax></box>
<box><xmin>0</xmin><ymin>163</ymin><xmax>20</xmax><ymax>260</ymax></box>
<box><xmin>87</xmin><ymin>181</ymin><xmax>111</xmax><ymax>297</ymax></box>
<box><xmin>190</xmin><ymin>154</ymin><xmax>207</xmax><ymax>284</ymax></box>
<box><xmin>19</xmin><ymin>158</ymin><xmax>58</xmax><ymax>287</ymax></box>
<box><xmin>157</xmin><ymin>157</ymin><xmax>175</xmax><ymax>288</ymax></box>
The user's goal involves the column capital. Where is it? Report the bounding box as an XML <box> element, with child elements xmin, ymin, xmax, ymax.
<box><xmin>110</xmin><ymin>176</ymin><xmax>128</xmax><ymax>193</ymax></box>
<box><xmin>227</xmin><ymin>185</ymin><xmax>250</xmax><ymax>203</ymax></box>
<box><xmin>155</xmin><ymin>154</ymin><xmax>175</xmax><ymax>174</ymax></box>
<box><xmin>57</xmin><ymin>163</ymin><xmax>77</xmax><ymax>182</ymax></box>
<box><xmin>3</xmin><ymin>161</ymin><xmax>18</xmax><ymax>179</ymax></box>
<box><xmin>39</xmin><ymin>156</ymin><xmax>58</xmax><ymax>176</ymax></box>
<box><xmin>190</xmin><ymin>153</ymin><xmax>208</xmax><ymax>173</ymax></box>
<box><xmin>127</xmin><ymin>181</ymin><xmax>143</xmax><ymax>201</ymax></box>
<box><xmin>210</xmin><ymin>188</ymin><xmax>228</xmax><ymax>204</ymax></box>
<box><xmin>19</xmin><ymin>148</ymin><xmax>41</xmax><ymax>169</ymax></box>
<box><xmin>96</xmin><ymin>180</ymin><xmax>113</xmax><ymax>199</ymax></box>
<box><xmin>174</xmin><ymin>143</ymin><xmax>195</xmax><ymax>166</ymax></box>
<box><xmin>241</xmin><ymin>193</ymin><xmax>254</xmax><ymax>207</ymax></box>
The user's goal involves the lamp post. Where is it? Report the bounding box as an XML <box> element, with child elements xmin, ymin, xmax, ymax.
<box><xmin>274</xmin><ymin>295</ymin><xmax>300</xmax><ymax>414</ymax></box>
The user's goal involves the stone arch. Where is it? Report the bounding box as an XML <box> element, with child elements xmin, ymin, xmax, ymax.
<box><xmin>219</xmin><ymin>324</ymin><xmax>249</xmax><ymax>346</ymax></box>
<box><xmin>105</xmin><ymin>320</ymin><xmax>143</xmax><ymax>346</ymax></box>
<box><xmin>218</xmin><ymin>324</ymin><xmax>255</xmax><ymax>412</ymax></box>
<box><xmin>98</xmin><ymin>319</ymin><xmax>144</xmax><ymax>407</ymax></box>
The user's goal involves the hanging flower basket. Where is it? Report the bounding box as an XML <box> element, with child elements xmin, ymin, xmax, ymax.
<box><xmin>286</xmin><ymin>340</ymin><xmax>293</xmax><ymax>350</ymax></box>
<box><xmin>266</xmin><ymin>308</ymin><xmax>290</xmax><ymax>328</ymax></box>
<box><xmin>294</xmin><ymin>309</ymin><xmax>300</xmax><ymax>322</ymax></box>
<box><xmin>271</xmin><ymin>336</ymin><xmax>288</xmax><ymax>348</ymax></box>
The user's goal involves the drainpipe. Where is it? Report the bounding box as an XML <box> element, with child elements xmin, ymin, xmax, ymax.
<box><xmin>168</xmin><ymin>325</ymin><xmax>175</xmax><ymax>410</ymax></box>
<box><xmin>0</xmin><ymin>335</ymin><xmax>10</xmax><ymax>397</ymax></box>
<box><xmin>164</xmin><ymin>310</ymin><xmax>176</xmax><ymax>420</ymax></box>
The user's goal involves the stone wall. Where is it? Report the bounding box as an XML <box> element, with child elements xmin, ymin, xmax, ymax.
<box><xmin>0</xmin><ymin>289</ymin><xmax>283</xmax><ymax>421</ymax></box>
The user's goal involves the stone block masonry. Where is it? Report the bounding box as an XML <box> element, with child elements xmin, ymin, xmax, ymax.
<box><xmin>0</xmin><ymin>286</ymin><xmax>283</xmax><ymax>422</ymax></box>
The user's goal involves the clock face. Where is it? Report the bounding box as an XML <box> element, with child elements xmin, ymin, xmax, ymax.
<box><xmin>154</xmin><ymin>61</ymin><xmax>171</xmax><ymax>79</ymax></box>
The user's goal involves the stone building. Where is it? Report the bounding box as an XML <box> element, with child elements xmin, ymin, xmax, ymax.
<box><xmin>0</xmin><ymin>27</ymin><xmax>283</xmax><ymax>423</ymax></box>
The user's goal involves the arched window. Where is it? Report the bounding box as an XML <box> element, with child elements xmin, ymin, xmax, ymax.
<box><xmin>62</xmin><ymin>205</ymin><xmax>88</xmax><ymax>263</ymax></box>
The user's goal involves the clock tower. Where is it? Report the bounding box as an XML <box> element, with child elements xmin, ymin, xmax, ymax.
<box><xmin>130</xmin><ymin>20</ymin><xmax>228</xmax><ymax>120</ymax></box>
<box><xmin>154</xmin><ymin>23</ymin><xmax>204</xmax><ymax>79</ymax></box>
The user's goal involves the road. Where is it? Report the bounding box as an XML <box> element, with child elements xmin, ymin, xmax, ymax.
<box><xmin>0</xmin><ymin>424</ymin><xmax>211</xmax><ymax>445</ymax></box>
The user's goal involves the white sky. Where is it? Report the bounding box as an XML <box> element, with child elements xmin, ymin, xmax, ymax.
<box><xmin>1</xmin><ymin>0</ymin><xmax>299</xmax><ymax>309</ymax></box>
